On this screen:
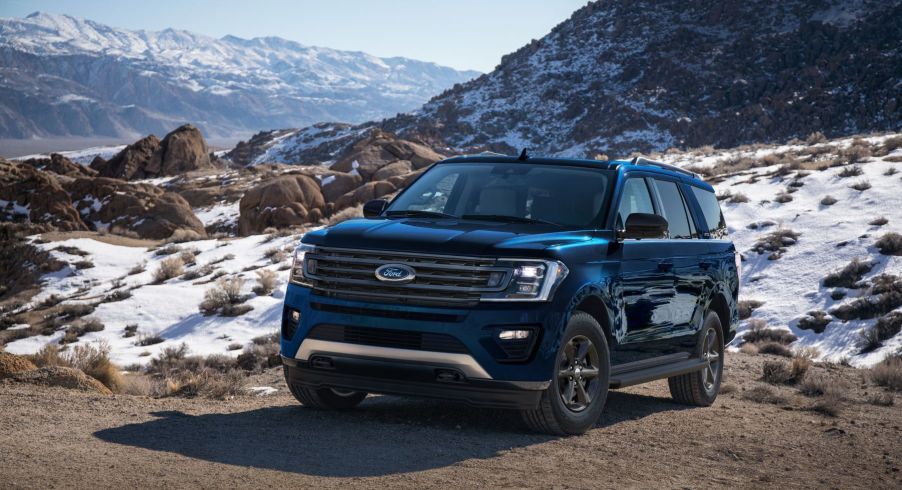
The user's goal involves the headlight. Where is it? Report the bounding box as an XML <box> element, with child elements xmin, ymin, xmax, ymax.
<box><xmin>481</xmin><ymin>259</ymin><xmax>568</xmax><ymax>302</ymax></box>
<box><xmin>289</xmin><ymin>243</ymin><xmax>317</xmax><ymax>286</ymax></box>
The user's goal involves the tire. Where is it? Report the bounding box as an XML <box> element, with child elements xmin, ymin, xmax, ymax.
<box><xmin>521</xmin><ymin>311</ymin><xmax>610</xmax><ymax>435</ymax></box>
<box><xmin>284</xmin><ymin>366</ymin><xmax>367</xmax><ymax>410</ymax></box>
<box><xmin>668</xmin><ymin>311</ymin><xmax>724</xmax><ymax>406</ymax></box>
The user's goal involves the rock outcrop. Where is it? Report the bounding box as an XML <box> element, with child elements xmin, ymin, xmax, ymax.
<box><xmin>330</xmin><ymin>129</ymin><xmax>442</xmax><ymax>180</ymax></box>
<box><xmin>237</xmin><ymin>174</ymin><xmax>325</xmax><ymax>235</ymax></box>
<box><xmin>0</xmin><ymin>159</ymin><xmax>88</xmax><ymax>232</ymax></box>
<box><xmin>92</xmin><ymin>124</ymin><xmax>216</xmax><ymax>180</ymax></box>
<box><xmin>65</xmin><ymin>177</ymin><xmax>206</xmax><ymax>239</ymax></box>
<box><xmin>23</xmin><ymin>153</ymin><xmax>98</xmax><ymax>177</ymax></box>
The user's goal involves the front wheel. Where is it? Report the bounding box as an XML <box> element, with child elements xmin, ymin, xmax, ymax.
<box><xmin>521</xmin><ymin>312</ymin><xmax>610</xmax><ymax>435</ymax></box>
<box><xmin>668</xmin><ymin>311</ymin><xmax>724</xmax><ymax>406</ymax></box>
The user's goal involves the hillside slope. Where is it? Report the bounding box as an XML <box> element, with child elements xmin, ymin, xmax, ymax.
<box><xmin>382</xmin><ymin>0</ymin><xmax>902</xmax><ymax>156</ymax></box>
<box><xmin>0</xmin><ymin>12</ymin><xmax>479</xmax><ymax>139</ymax></box>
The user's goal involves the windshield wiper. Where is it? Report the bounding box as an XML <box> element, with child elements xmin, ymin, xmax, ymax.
<box><xmin>384</xmin><ymin>210</ymin><xmax>458</xmax><ymax>219</ymax></box>
<box><xmin>461</xmin><ymin>214</ymin><xmax>562</xmax><ymax>227</ymax></box>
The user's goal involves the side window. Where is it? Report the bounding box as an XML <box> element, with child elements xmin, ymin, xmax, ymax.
<box><xmin>690</xmin><ymin>186</ymin><xmax>727</xmax><ymax>238</ymax></box>
<box><xmin>652</xmin><ymin>179</ymin><xmax>693</xmax><ymax>239</ymax></box>
<box><xmin>616</xmin><ymin>178</ymin><xmax>655</xmax><ymax>228</ymax></box>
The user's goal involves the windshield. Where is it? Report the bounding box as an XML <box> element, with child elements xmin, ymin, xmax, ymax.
<box><xmin>386</xmin><ymin>162</ymin><xmax>613</xmax><ymax>228</ymax></box>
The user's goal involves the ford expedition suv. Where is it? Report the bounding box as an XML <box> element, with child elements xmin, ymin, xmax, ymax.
<box><xmin>281</xmin><ymin>154</ymin><xmax>739</xmax><ymax>435</ymax></box>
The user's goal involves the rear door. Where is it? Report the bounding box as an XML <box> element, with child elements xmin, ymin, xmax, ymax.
<box><xmin>611</xmin><ymin>175</ymin><xmax>677</xmax><ymax>363</ymax></box>
<box><xmin>653</xmin><ymin>177</ymin><xmax>710</xmax><ymax>347</ymax></box>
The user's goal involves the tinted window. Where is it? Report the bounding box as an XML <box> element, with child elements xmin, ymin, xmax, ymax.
<box><xmin>616</xmin><ymin>178</ymin><xmax>655</xmax><ymax>228</ymax></box>
<box><xmin>653</xmin><ymin>180</ymin><xmax>693</xmax><ymax>239</ymax></box>
<box><xmin>387</xmin><ymin>163</ymin><xmax>612</xmax><ymax>228</ymax></box>
<box><xmin>691</xmin><ymin>186</ymin><xmax>727</xmax><ymax>237</ymax></box>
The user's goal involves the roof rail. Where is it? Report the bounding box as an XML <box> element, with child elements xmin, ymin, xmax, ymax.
<box><xmin>630</xmin><ymin>156</ymin><xmax>698</xmax><ymax>178</ymax></box>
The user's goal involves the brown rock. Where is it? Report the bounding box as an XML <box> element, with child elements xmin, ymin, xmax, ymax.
<box><xmin>319</xmin><ymin>172</ymin><xmax>364</xmax><ymax>203</ymax></box>
<box><xmin>65</xmin><ymin>177</ymin><xmax>206</xmax><ymax>239</ymax></box>
<box><xmin>0</xmin><ymin>353</ymin><xmax>38</xmax><ymax>379</ymax></box>
<box><xmin>23</xmin><ymin>154</ymin><xmax>97</xmax><ymax>177</ymax></box>
<box><xmin>238</xmin><ymin>174</ymin><xmax>326</xmax><ymax>235</ymax></box>
<box><xmin>5</xmin><ymin>366</ymin><xmax>112</xmax><ymax>395</ymax></box>
<box><xmin>372</xmin><ymin>160</ymin><xmax>413</xmax><ymax>181</ymax></box>
<box><xmin>333</xmin><ymin>180</ymin><xmax>397</xmax><ymax>211</ymax></box>
<box><xmin>331</xmin><ymin>130</ymin><xmax>444</xmax><ymax>179</ymax></box>
<box><xmin>0</xmin><ymin>159</ymin><xmax>88</xmax><ymax>232</ymax></box>
<box><xmin>93</xmin><ymin>124</ymin><xmax>216</xmax><ymax>180</ymax></box>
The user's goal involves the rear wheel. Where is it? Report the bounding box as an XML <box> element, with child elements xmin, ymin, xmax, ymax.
<box><xmin>668</xmin><ymin>311</ymin><xmax>724</xmax><ymax>406</ymax></box>
<box><xmin>284</xmin><ymin>366</ymin><xmax>367</xmax><ymax>410</ymax></box>
<box><xmin>521</xmin><ymin>312</ymin><xmax>610</xmax><ymax>435</ymax></box>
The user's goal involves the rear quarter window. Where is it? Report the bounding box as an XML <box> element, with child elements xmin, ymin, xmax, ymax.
<box><xmin>690</xmin><ymin>186</ymin><xmax>727</xmax><ymax>238</ymax></box>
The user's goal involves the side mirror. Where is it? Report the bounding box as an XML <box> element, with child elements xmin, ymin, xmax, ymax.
<box><xmin>622</xmin><ymin>213</ymin><xmax>668</xmax><ymax>240</ymax></box>
<box><xmin>362</xmin><ymin>199</ymin><xmax>388</xmax><ymax>218</ymax></box>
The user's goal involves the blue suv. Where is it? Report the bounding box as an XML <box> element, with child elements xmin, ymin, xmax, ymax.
<box><xmin>280</xmin><ymin>154</ymin><xmax>739</xmax><ymax>435</ymax></box>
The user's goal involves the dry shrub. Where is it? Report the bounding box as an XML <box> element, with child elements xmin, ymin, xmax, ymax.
<box><xmin>179</xmin><ymin>248</ymin><xmax>199</xmax><ymax>266</ymax></box>
<box><xmin>200</xmin><ymin>276</ymin><xmax>251</xmax><ymax>316</ymax></box>
<box><xmin>183</xmin><ymin>263</ymin><xmax>215</xmax><ymax>280</ymax></box>
<box><xmin>103</xmin><ymin>289</ymin><xmax>132</xmax><ymax>303</ymax></box>
<box><xmin>738</xmin><ymin>300</ymin><xmax>764</xmax><ymax>320</ymax></box>
<box><xmin>797</xmin><ymin>311</ymin><xmax>832</xmax><ymax>333</ymax></box>
<box><xmin>849</xmin><ymin>179</ymin><xmax>871</xmax><ymax>191</ymax></box>
<box><xmin>810</xmin><ymin>390</ymin><xmax>846</xmax><ymax>417</ymax></box>
<box><xmin>869</xmin><ymin>216</ymin><xmax>888</xmax><ymax>226</ymax></box>
<box><xmin>752</xmin><ymin>228</ymin><xmax>799</xmax><ymax>259</ymax></box>
<box><xmin>830</xmin><ymin>274</ymin><xmax>902</xmax><ymax>320</ymax></box>
<box><xmin>774</xmin><ymin>191</ymin><xmax>793</xmax><ymax>203</ymax></box>
<box><xmin>805</xmin><ymin>132</ymin><xmax>827</xmax><ymax>144</ymax></box>
<box><xmin>820</xmin><ymin>195</ymin><xmax>838</xmax><ymax>206</ymax></box>
<box><xmin>881</xmin><ymin>135</ymin><xmax>902</xmax><ymax>153</ymax></box>
<box><xmin>328</xmin><ymin>205</ymin><xmax>364</xmax><ymax>226</ymax></box>
<box><xmin>884</xmin><ymin>167</ymin><xmax>899</xmax><ymax>176</ymax></box>
<box><xmin>867</xmin><ymin>392</ymin><xmax>894</xmax><ymax>406</ymax></box>
<box><xmin>137</xmin><ymin>332</ymin><xmax>164</xmax><ymax>346</ymax></box>
<box><xmin>762</xmin><ymin>356</ymin><xmax>809</xmax><ymax>385</ymax></box>
<box><xmin>836</xmin><ymin>165</ymin><xmax>863</xmax><ymax>178</ymax></box>
<box><xmin>757</xmin><ymin>342</ymin><xmax>792</xmax><ymax>357</ymax></box>
<box><xmin>739</xmin><ymin>343</ymin><xmax>759</xmax><ymax>355</ymax></box>
<box><xmin>263</xmin><ymin>247</ymin><xmax>287</xmax><ymax>264</ymax></box>
<box><xmin>153</xmin><ymin>257</ymin><xmax>184</xmax><ymax>283</ymax></box>
<box><xmin>164</xmin><ymin>370</ymin><xmax>244</xmax><ymax>399</ymax></box>
<box><xmin>720</xmin><ymin>383</ymin><xmax>737</xmax><ymax>394</ymax></box>
<box><xmin>60</xmin><ymin>317</ymin><xmax>105</xmax><ymax>344</ymax></box>
<box><xmin>742</xmin><ymin>385</ymin><xmax>787</xmax><ymax>405</ymax></box>
<box><xmin>798</xmin><ymin>374</ymin><xmax>830</xmax><ymax>397</ymax></box>
<box><xmin>840</xmin><ymin>139</ymin><xmax>872</xmax><ymax>163</ymax></box>
<box><xmin>823</xmin><ymin>258</ymin><xmax>872</xmax><ymax>288</ymax></box>
<box><xmin>28</xmin><ymin>341</ymin><xmax>122</xmax><ymax>393</ymax></box>
<box><xmin>743</xmin><ymin>319</ymin><xmax>797</xmax><ymax>344</ymax></box>
<box><xmin>165</xmin><ymin>229</ymin><xmax>203</xmax><ymax>243</ymax></box>
<box><xmin>154</xmin><ymin>244</ymin><xmax>182</xmax><ymax>256</ymax></box>
<box><xmin>869</xmin><ymin>357</ymin><xmax>902</xmax><ymax>392</ymax></box>
<box><xmin>128</xmin><ymin>261</ymin><xmax>146</xmax><ymax>275</ymax></box>
<box><xmin>253</xmin><ymin>269</ymin><xmax>278</xmax><ymax>296</ymax></box>
<box><xmin>74</xmin><ymin>260</ymin><xmax>94</xmax><ymax>270</ymax></box>
<box><xmin>227</xmin><ymin>342</ymin><xmax>242</xmax><ymax>351</ymax></box>
<box><xmin>875</xmin><ymin>232</ymin><xmax>902</xmax><ymax>256</ymax></box>
<box><xmin>58</xmin><ymin>302</ymin><xmax>96</xmax><ymax>319</ymax></box>
<box><xmin>123</xmin><ymin>324</ymin><xmax>138</xmax><ymax>338</ymax></box>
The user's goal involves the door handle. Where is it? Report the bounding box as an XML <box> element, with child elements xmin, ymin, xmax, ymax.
<box><xmin>657</xmin><ymin>261</ymin><xmax>674</xmax><ymax>272</ymax></box>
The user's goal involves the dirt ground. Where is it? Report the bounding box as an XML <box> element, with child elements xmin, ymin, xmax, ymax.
<box><xmin>1</xmin><ymin>352</ymin><xmax>899</xmax><ymax>489</ymax></box>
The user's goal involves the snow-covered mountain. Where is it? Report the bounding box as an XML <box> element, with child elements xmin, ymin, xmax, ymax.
<box><xmin>380</xmin><ymin>0</ymin><xmax>902</xmax><ymax>157</ymax></box>
<box><xmin>0</xmin><ymin>12</ymin><xmax>479</xmax><ymax>139</ymax></box>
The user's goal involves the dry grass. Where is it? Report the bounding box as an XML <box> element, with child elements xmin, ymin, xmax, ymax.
<box><xmin>875</xmin><ymin>232</ymin><xmax>902</xmax><ymax>256</ymax></box>
<box><xmin>128</xmin><ymin>261</ymin><xmax>146</xmax><ymax>275</ymax></box>
<box><xmin>822</xmin><ymin>258</ymin><xmax>872</xmax><ymax>288</ymax></box>
<box><xmin>60</xmin><ymin>317</ymin><xmax>105</xmax><ymax>344</ymax></box>
<box><xmin>152</xmin><ymin>257</ymin><xmax>185</xmax><ymax>283</ymax></box>
<box><xmin>164</xmin><ymin>229</ymin><xmax>204</xmax><ymax>244</ymax></box>
<box><xmin>739</xmin><ymin>343</ymin><xmax>759</xmax><ymax>355</ymax></box>
<box><xmin>327</xmin><ymin>204</ymin><xmax>364</xmax><ymax>226</ymax></box>
<box><xmin>866</xmin><ymin>392</ymin><xmax>894</xmax><ymax>406</ymax></box>
<box><xmin>868</xmin><ymin>216</ymin><xmax>888</xmax><ymax>227</ymax></box>
<box><xmin>849</xmin><ymin>179</ymin><xmax>871</xmax><ymax>191</ymax></box>
<box><xmin>752</xmin><ymin>228</ymin><xmax>799</xmax><ymax>259</ymax></box>
<box><xmin>743</xmin><ymin>319</ymin><xmax>797</xmax><ymax>344</ymax></box>
<box><xmin>761</xmin><ymin>355</ymin><xmax>809</xmax><ymax>385</ymax></box>
<box><xmin>27</xmin><ymin>341</ymin><xmax>123</xmax><ymax>393</ymax></box>
<box><xmin>741</xmin><ymin>385</ymin><xmax>787</xmax><ymax>405</ymax></box>
<box><xmin>830</xmin><ymin>274</ymin><xmax>902</xmax><ymax>321</ymax></box>
<box><xmin>796</xmin><ymin>310</ymin><xmax>832</xmax><ymax>333</ymax></box>
<box><xmin>757</xmin><ymin>342</ymin><xmax>793</xmax><ymax>357</ymax></box>
<box><xmin>136</xmin><ymin>332</ymin><xmax>164</xmax><ymax>346</ymax></box>
<box><xmin>182</xmin><ymin>263</ymin><xmax>215</xmax><ymax>280</ymax></box>
<box><xmin>868</xmin><ymin>357</ymin><xmax>902</xmax><ymax>392</ymax></box>
<box><xmin>774</xmin><ymin>191</ymin><xmax>793</xmax><ymax>203</ymax></box>
<box><xmin>252</xmin><ymin>269</ymin><xmax>278</xmax><ymax>296</ymax></box>
<box><xmin>738</xmin><ymin>299</ymin><xmax>764</xmax><ymax>320</ymax></box>
<box><xmin>836</xmin><ymin>165</ymin><xmax>863</xmax><ymax>178</ymax></box>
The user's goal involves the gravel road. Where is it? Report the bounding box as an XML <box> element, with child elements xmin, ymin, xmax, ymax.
<box><xmin>1</xmin><ymin>353</ymin><xmax>899</xmax><ymax>489</ymax></box>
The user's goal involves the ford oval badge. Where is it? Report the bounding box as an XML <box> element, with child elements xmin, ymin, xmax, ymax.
<box><xmin>375</xmin><ymin>264</ymin><xmax>416</xmax><ymax>283</ymax></box>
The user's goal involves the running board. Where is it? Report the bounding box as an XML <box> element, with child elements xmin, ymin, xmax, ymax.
<box><xmin>609</xmin><ymin>358</ymin><xmax>707</xmax><ymax>388</ymax></box>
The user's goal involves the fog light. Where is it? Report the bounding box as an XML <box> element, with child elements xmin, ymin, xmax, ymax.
<box><xmin>291</xmin><ymin>310</ymin><xmax>300</xmax><ymax>322</ymax></box>
<box><xmin>499</xmin><ymin>329</ymin><xmax>531</xmax><ymax>340</ymax></box>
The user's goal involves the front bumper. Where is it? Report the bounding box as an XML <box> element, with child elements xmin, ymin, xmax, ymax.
<box><xmin>283</xmin><ymin>356</ymin><xmax>546</xmax><ymax>410</ymax></box>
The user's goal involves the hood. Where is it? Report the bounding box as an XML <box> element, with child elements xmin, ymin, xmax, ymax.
<box><xmin>303</xmin><ymin>217</ymin><xmax>606</xmax><ymax>257</ymax></box>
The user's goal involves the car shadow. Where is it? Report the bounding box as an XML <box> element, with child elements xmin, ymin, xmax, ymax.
<box><xmin>94</xmin><ymin>390</ymin><xmax>693</xmax><ymax>477</ymax></box>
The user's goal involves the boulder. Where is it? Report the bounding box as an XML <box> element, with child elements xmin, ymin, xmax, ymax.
<box><xmin>65</xmin><ymin>177</ymin><xmax>206</xmax><ymax>239</ymax></box>
<box><xmin>92</xmin><ymin>124</ymin><xmax>216</xmax><ymax>180</ymax></box>
<box><xmin>0</xmin><ymin>159</ymin><xmax>87</xmax><ymax>232</ymax></box>
<box><xmin>5</xmin><ymin>366</ymin><xmax>112</xmax><ymax>395</ymax></box>
<box><xmin>0</xmin><ymin>353</ymin><xmax>37</xmax><ymax>379</ymax></box>
<box><xmin>238</xmin><ymin>174</ymin><xmax>326</xmax><ymax>235</ymax></box>
<box><xmin>333</xmin><ymin>181</ymin><xmax>397</xmax><ymax>211</ymax></box>
<box><xmin>331</xmin><ymin>129</ymin><xmax>443</xmax><ymax>179</ymax></box>
<box><xmin>23</xmin><ymin>153</ymin><xmax>97</xmax><ymax>177</ymax></box>
<box><xmin>319</xmin><ymin>172</ymin><xmax>364</xmax><ymax>203</ymax></box>
<box><xmin>372</xmin><ymin>160</ymin><xmax>413</xmax><ymax>181</ymax></box>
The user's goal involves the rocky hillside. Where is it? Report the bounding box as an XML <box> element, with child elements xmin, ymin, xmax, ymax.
<box><xmin>0</xmin><ymin>12</ymin><xmax>479</xmax><ymax>139</ymax></box>
<box><xmin>242</xmin><ymin>0</ymin><xmax>901</xmax><ymax>163</ymax></box>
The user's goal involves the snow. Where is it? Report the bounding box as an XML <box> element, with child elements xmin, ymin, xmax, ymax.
<box><xmin>6</xmin><ymin>233</ymin><xmax>305</xmax><ymax>366</ymax></box>
<box><xmin>13</xmin><ymin>144</ymin><xmax>126</xmax><ymax>165</ymax></box>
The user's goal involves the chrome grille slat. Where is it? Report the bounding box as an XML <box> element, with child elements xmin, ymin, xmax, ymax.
<box><xmin>307</xmin><ymin>246</ymin><xmax>510</xmax><ymax>306</ymax></box>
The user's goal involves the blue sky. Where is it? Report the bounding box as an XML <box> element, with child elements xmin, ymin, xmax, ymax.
<box><xmin>0</xmin><ymin>0</ymin><xmax>588</xmax><ymax>72</ymax></box>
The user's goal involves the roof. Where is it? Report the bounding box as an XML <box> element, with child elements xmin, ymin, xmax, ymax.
<box><xmin>438</xmin><ymin>154</ymin><xmax>708</xmax><ymax>186</ymax></box>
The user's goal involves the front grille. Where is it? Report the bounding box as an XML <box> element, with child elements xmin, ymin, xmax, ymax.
<box><xmin>306</xmin><ymin>247</ymin><xmax>509</xmax><ymax>307</ymax></box>
<box><xmin>307</xmin><ymin>324</ymin><xmax>469</xmax><ymax>354</ymax></box>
